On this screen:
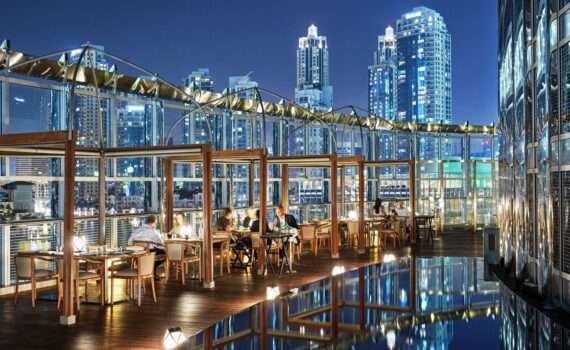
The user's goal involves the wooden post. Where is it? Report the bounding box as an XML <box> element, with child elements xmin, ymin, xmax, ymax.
<box><xmin>281</xmin><ymin>164</ymin><xmax>288</xmax><ymax>211</ymax></box>
<box><xmin>248</xmin><ymin>161</ymin><xmax>255</xmax><ymax>207</ymax></box>
<box><xmin>60</xmin><ymin>135</ymin><xmax>76</xmax><ymax>325</ymax></box>
<box><xmin>330</xmin><ymin>155</ymin><xmax>340</xmax><ymax>259</ymax></box>
<box><xmin>164</xmin><ymin>159</ymin><xmax>174</xmax><ymax>233</ymax></box>
<box><xmin>358</xmin><ymin>160</ymin><xmax>365</xmax><ymax>254</ymax></box>
<box><xmin>98</xmin><ymin>155</ymin><xmax>106</xmax><ymax>245</ymax></box>
<box><xmin>258</xmin><ymin>154</ymin><xmax>268</xmax><ymax>275</ymax></box>
<box><xmin>202</xmin><ymin>145</ymin><xmax>214</xmax><ymax>288</ymax></box>
<box><xmin>409</xmin><ymin>159</ymin><xmax>416</xmax><ymax>243</ymax></box>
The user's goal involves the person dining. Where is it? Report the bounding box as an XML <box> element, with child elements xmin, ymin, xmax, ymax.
<box><xmin>250</xmin><ymin>209</ymin><xmax>270</xmax><ymax>234</ymax></box>
<box><xmin>169</xmin><ymin>213</ymin><xmax>188</xmax><ymax>238</ymax></box>
<box><xmin>242</xmin><ymin>207</ymin><xmax>256</xmax><ymax>228</ymax></box>
<box><xmin>272</xmin><ymin>204</ymin><xmax>299</xmax><ymax>234</ymax></box>
<box><xmin>217</xmin><ymin>208</ymin><xmax>234</xmax><ymax>232</ymax></box>
<box><xmin>372</xmin><ymin>198</ymin><xmax>383</xmax><ymax>216</ymax></box>
<box><xmin>128</xmin><ymin>215</ymin><xmax>165</xmax><ymax>277</ymax></box>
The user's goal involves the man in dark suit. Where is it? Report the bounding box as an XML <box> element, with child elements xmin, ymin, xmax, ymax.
<box><xmin>273</xmin><ymin>204</ymin><xmax>300</xmax><ymax>231</ymax></box>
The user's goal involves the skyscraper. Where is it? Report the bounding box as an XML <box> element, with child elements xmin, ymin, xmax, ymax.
<box><xmin>185</xmin><ymin>68</ymin><xmax>214</xmax><ymax>92</ymax></box>
<box><xmin>228</xmin><ymin>73</ymin><xmax>258</xmax><ymax>99</ymax></box>
<box><xmin>368</xmin><ymin>26</ymin><xmax>398</xmax><ymax>119</ymax></box>
<box><xmin>295</xmin><ymin>24</ymin><xmax>333</xmax><ymax>111</ymax></box>
<box><xmin>396</xmin><ymin>7</ymin><xmax>451</xmax><ymax>124</ymax></box>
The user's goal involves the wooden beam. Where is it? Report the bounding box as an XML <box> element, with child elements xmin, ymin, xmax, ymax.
<box><xmin>0</xmin><ymin>131</ymin><xmax>68</xmax><ymax>147</ymax></box>
<box><xmin>202</xmin><ymin>144</ymin><xmax>214</xmax><ymax>288</ymax></box>
<box><xmin>281</xmin><ymin>164</ymin><xmax>288</xmax><ymax>211</ymax></box>
<box><xmin>258</xmin><ymin>154</ymin><xmax>268</xmax><ymax>275</ymax></box>
<box><xmin>60</xmin><ymin>136</ymin><xmax>76</xmax><ymax>325</ymax></box>
<box><xmin>164</xmin><ymin>159</ymin><xmax>174</xmax><ymax>233</ymax></box>
<box><xmin>330</xmin><ymin>155</ymin><xmax>339</xmax><ymax>259</ymax></box>
<box><xmin>259</xmin><ymin>301</ymin><xmax>267</xmax><ymax>350</ymax></box>
<box><xmin>411</xmin><ymin>255</ymin><xmax>417</xmax><ymax>313</ymax></box>
<box><xmin>358</xmin><ymin>160</ymin><xmax>365</xmax><ymax>254</ymax></box>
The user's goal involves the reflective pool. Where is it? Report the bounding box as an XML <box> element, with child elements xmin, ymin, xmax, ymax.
<box><xmin>180</xmin><ymin>257</ymin><xmax>569</xmax><ymax>349</ymax></box>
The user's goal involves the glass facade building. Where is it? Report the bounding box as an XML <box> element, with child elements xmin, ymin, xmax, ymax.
<box><xmin>295</xmin><ymin>24</ymin><xmax>333</xmax><ymax>111</ymax></box>
<box><xmin>0</xmin><ymin>44</ymin><xmax>496</xmax><ymax>291</ymax></box>
<box><xmin>368</xmin><ymin>26</ymin><xmax>398</xmax><ymax>119</ymax></box>
<box><xmin>498</xmin><ymin>0</ymin><xmax>570</xmax><ymax>310</ymax></box>
<box><xmin>396</xmin><ymin>7</ymin><xmax>452</xmax><ymax>124</ymax></box>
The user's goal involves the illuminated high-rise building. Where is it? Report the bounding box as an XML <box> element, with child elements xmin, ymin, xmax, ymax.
<box><xmin>295</xmin><ymin>24</ymin><xmax>333</xmax><ymax>111</ymax></box>
<box><xmin>368</xmin><ymin>26</ymin><xmax>398</xmax><ymax>119</ymax></box>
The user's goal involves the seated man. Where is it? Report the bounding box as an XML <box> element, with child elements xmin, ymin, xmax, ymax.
<box><xmin>128</xmin><ymin>215</ymin><xmax>165</xmax><ymax>278</ymax></box>
<box><xmin>273</xmin><ymin>204</ymin><xmax>300</xmax><ymax>245</ymax></box>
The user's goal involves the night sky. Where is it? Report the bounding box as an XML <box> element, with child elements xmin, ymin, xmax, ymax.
<box><xmin>1</xmin><ymin>0</ymin><xmax>497</xmax><ymax>125</ymax></box>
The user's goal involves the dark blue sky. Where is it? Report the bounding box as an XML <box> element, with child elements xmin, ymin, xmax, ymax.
<box><xmin>1</xmin><ymin>0</ymin><xmax>497</xmax><ymax>125</ymax></box>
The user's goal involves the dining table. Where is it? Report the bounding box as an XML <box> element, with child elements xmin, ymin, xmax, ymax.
<box><xmin>164</xmin><ymin>235</ymin><xmax>231</xmax><ymax>276</ymax></box>
<box><xmin>16</xmin><ymin>248</ymin><xmax>145</xmax><ymax>304</ymax></box>
<box><xmin>261</xmin><ymin>230</ymin><xmax>297</xmax><ymax>275</ymax></box>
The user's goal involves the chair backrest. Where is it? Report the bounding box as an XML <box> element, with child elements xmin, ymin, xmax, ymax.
<box><xmin>300</xmin><ymin>224</ymin><xmax>316</xmax><ymax>240</ymax></box>
<box><xmin>250</xmin><ymin>233</ymin><xmax>261</xmax><ymax>249</ymax></box>
<box><xmin>15</xmin><ymin>256</ymin><xmax>32</xmax><ymax>278</ymax></box>
<box><xmin>139</xmin><ymin>253</ymin><xmax>156</xmax><ymax>276</ymax></box>
<box><xmin>347</xmin><ymin>221</ymin><xmax>359</xmax><ymax>235</ymax></box>
<box><xmin>125</xmin><ymin>245</ymin><xmax>145</xmax><ymax>252</ymax></box>
<box><xmin>132</xmin><ymin>240</ymin><xmax>151</xmax><ymax>250</ymax></box>
<box><xmin>316</xmin><ymin>221</ymin><xmax>331</xmax><ymax>234</ymax></box>
<box><xmin>166</xmin><ymin>243</ymin><xmax>184</xmax><ymax>261</ymax></box>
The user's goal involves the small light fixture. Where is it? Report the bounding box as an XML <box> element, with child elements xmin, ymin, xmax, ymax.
<box><xmin>331</xmin><ymin>265</ymin><xmax>345</xmax><ymax>276</ymax></box>
<box><xmin>266</xmin><ymin>286</ymin><xmax>280</xmax><ymax>300</ymax></box>
<box><xmin>382</xmin><ymin>254</ymin><xmax>396</xmax><ymax>263</ymax></box>
<box><xmin>163</xmin><ymin>327</ymin><xmax>186</xmax><ymax>350</ymax></box>
<box><xmin>386</xmin><ymin>330</ymin><xmax>396</xmax><ymax>349</ymax></box>
<box><xmin>73</xmin><ymin>236</ymin><xmax>86</xmax><ymax>252</ymax></box>
<box><xmin>348</xmin><ymin>210</ymin><xmax>358</xmax><ymax>220</ymax></box>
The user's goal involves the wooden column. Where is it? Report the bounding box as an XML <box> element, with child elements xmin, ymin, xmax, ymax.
<box><xmin>330</xmin><ymin>155</ymin><xmax>340</xmax><ymax>258</ymax></box>
<box><xmin>164</xmin><ymin>159</ymin><xmax>174</xmax><ymax>233</ymax></box>
<box><xmin>60</xmin><ymin>136</ymin><xmax>76</xmax><ymax>325</ymax></box>
<box><xmin>248</xmin><ymin>161</ymin><xmax>255</xmax><ymax>206</ymax></box>
<box><xmin>281</xmin><ymin>164</ymin><xmax>288</xmax><ymax>210</ymax></box>
<box><xmin>409</xmin><ymin>159</ymin><xmax>416</xmax><ymax>243</ymax></box>
<box><xmin>357</xmin><ymin>160</ymin><xmax>365</xmax><ymax>254</ymax></box>
<box><xmin>202</xmin><ymin>145</ymin><xmax>214</xmax><ymax>288</ymax></box>
<box><xmin>98</xmin><ymin>155</ymin><xmax>106</xmax><ymax>245</ymax></box>
<box><xmin>257</xmin><ymin>154</ymin><xmax>268</xmax><ymax>275</ymax></box>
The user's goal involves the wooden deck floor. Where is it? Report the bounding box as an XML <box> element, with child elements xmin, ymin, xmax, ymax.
<box><xmin>0</xmin><ymin>230</ymin><xmax>482</xmax><ymax>350</ymax></box>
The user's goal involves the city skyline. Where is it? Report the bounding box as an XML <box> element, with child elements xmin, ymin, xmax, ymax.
<box><xmin>0</xmin><ymin>0</ymin><xmax>497</xmax><ymax>125</ymax></box>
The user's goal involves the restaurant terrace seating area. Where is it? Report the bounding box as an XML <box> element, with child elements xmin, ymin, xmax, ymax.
<box><xmin>0</xmin><ymin>43</ymin><xmax>497</xmax><ymax>348</ymax></box>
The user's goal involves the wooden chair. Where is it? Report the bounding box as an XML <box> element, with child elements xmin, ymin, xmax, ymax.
<box><xmin>131</xmin><ymin>240</ymin><xmax>152</xmax><ymax>251</ymax></box>
<box><xmin>315</xmin><ymin>220</ymin><xmax>332</xmax><ymax>255</ymax></box>
<box><xmin>56</xmin><ymin>257</ymin><xmax>104</xmax><ymax>310</ymax></box>
<box><xmin>379</xmin><ymin>220</ymin><xmax>401</xmax><ymax>248</ymax></box>
<box><xmin>110</xmin><ymin>252</ymin><xmax>157</xmax><ymax>307</ymax></box>
<box><xmin>347</xmin><ymin>220</ymin><xmax>359</xmax><ymax>248</ymax></box>
<box><xmin>299</xmin><ymin>223</ymin><xmax>317</xmax><ymax>256</ymax></box>
<box><xmin>165</xmin><ymin>242</ymin><xmax>201</xmax><ymax>285</ymax></box>
<box><xmin>213</xmin><ymin>232</ymin><xmax>231</xmax><ymax>276</ymax></box>
<box><xmin>14</xmin><ymin>255</ymin><xmax>59</xmax><ymax>308</ymax></box>
<box><xmin>367</xmin><ymin>221</ymin><xmax>384</xmax><ymax>248</ymax></box>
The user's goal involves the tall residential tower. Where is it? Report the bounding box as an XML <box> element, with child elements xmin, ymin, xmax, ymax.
<box><xmin>396</xmin><ymin>7</ymin><xmax>452</xmax><ymax>123</ymax></box>
<box><xmin>368</xmin><ymin>26</ymin><xmax>398</xmax><ymax>119</ymax></box>
<box><xmin>295</xmin><ymin>24</ymin><xmax>333</xmax><ymax>111</ymax></box>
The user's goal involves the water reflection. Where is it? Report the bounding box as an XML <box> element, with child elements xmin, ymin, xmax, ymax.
<box><xmin>181</xmin><ymin>257</ymin><xmax>569</xmax><ymax>349</ymax></box>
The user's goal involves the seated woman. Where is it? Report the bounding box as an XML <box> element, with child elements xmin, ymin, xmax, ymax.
<box><xmin>372</xmin><ymin>198</ymin><xmax>383</xmax><ymax>216</ymax></box>
<box><xmin>217</xmin><ymin>208</ymin><xmax>234</xmax><ymax>232</ymax></box>
<box><xmin>169</xmin><ymin>213</ymin><xmax>188</xmax><ymax>238</ymax></box>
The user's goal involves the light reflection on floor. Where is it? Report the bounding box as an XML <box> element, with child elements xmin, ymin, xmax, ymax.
<box><xmin>180</xmin><ymin>256</ymin><xmax>570</xmax><ymax>349</ymax></box>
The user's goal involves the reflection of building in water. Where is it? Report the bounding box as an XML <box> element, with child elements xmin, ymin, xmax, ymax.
<box><xmin>499</xmin><ymin>284</ymin><xmax>569</xmax><ymax>349</ymax></box>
